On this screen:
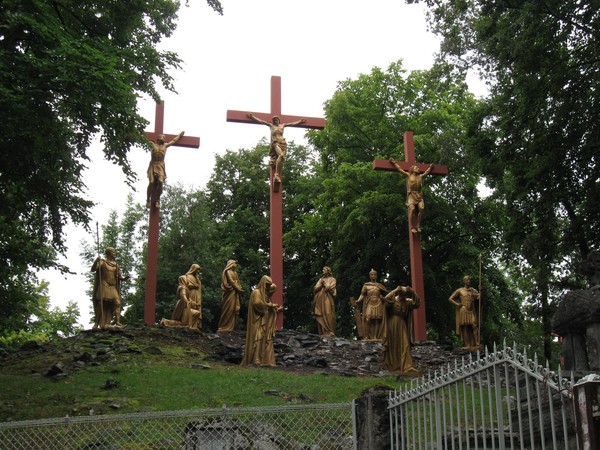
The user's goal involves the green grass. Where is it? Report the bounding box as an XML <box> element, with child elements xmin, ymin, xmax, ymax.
<box><xmin>0</xmin><ymin>348</ymin><xmax>397</xmax><ymax>422</ymax></box>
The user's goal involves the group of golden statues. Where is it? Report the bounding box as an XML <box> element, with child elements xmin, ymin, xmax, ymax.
<box><xmin>351</xmin><ymin>268</ymin><xmax>422</xmax><ymax>375</ymax></box>
<box><xmin>88</xmin><ymin>123</ymin><xmax>482</xmax><ymax>377</ymax></box>
<box><xmin>310</xmin><ymin>266</ymin><xmax>481</xmax><ymax>374</ymax></box>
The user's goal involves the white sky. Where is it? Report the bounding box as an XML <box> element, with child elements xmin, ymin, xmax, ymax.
<box><xmin>39</xmin><ymin>0</ymin><xmax>456</xmax><ymax>327</ymax></box>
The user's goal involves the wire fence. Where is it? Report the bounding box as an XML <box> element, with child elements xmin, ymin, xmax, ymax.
<box><xmin>0</xmin><ymin>403</ymin><xmax>355</xmax><ymax>450</ymax></box>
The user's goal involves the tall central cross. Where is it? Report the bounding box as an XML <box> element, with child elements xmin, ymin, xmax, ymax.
<box><xmin>373</xmin><ymin>131</ymin><xmax>448</xmax><ymax>341</ymax></box>
<box><xmin>144</xmin><ymin>101</ymin><xmax>200</xmax><ymax>326</ymax></box>
<box><xmin>227</xmin><ymin>76</ymin><xmax>325</xmax><ymax>329</ymax></box>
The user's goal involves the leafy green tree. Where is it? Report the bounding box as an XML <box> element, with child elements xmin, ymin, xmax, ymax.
<box><xmin>0</xmin><ymin>281</ymin><xmax>81</xmax><ymax>348</ymax></box>
<box><xmin>421</xmin><ymin>0</ymin><xmax>600</xmax><ymax>359</ymax></box>
<box><xmin>295</xmin><ymin>61</ymin><xmax>522</xmax><ymax>341</ymax></box>
<box><xmin>0</xmin><ymin>0</ymin><xmax>222</xmax><ymax>334</ymax></box>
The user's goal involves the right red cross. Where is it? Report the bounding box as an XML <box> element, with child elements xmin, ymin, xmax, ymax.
<box><xmin>373</xmin><ymin>131</ymin><xmax>448</xmax><ymax>341</ymax></box>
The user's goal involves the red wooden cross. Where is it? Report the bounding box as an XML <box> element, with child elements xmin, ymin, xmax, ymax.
<box><xmin>227</xmin><ymin>76</ymin><xmax>325</xmax><ymax>330</ymax></box>
<box><xmin>144</xmin><ymin>101</ymin><xmax>200</xmax><ymax>326</ymax></box>
<box><xmin>373</xmin><ymin>131</ymin><xmax>448</xmax><ymax>341</ymax></box>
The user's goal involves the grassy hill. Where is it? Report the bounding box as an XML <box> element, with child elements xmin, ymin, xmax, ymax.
<box><xmin>0</xmin><ymin>326</ymin><xmax>399</xmax><ymax>422</ymax></box>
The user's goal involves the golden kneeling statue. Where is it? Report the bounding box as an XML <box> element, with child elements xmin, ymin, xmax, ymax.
<box><xmin>160</xmin><ymin>264</ymin><xmax>202</xmax><ymax>330</ymax></box>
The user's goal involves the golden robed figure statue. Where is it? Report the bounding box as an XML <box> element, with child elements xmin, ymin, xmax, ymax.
<box><xmin>160</xmin><ymin>264</ymin><xmax>202</xmax><ymax>330</ymax></box>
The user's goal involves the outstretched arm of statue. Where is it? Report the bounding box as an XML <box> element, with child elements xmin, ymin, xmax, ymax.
<box><xmin>247</xmin><ymin>113</ymin><xmax>271</xmax><ymax>126</ymax></box>
<box><xmin>283</xmin><ymin>118</ymin><xmax>306</xmax><ymax>127</ymax></box>
<box><xmin>423</xmin><ymin>163</ymin><xmax>434</xmax><ymax>177</ymax></box>
<box><xmin>165</xmin><ymin>131</ymin><xmax>185</xmax><ymax>147</ymax></box>
<box><xmin>389</xmin><ymin>158</ymin><xmax>409</xmax><ymax>177</ymax></box>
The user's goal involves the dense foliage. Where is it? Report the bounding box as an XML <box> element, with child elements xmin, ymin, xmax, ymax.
<box><xmin>420</xmin><ymin>0</ymin><xmax>600</xmax><ymax>359</ymax></box>
<box><xmin>0</xmin><ymin>0</ymin><xmax>222</xmax><ymax>338</ymax></box>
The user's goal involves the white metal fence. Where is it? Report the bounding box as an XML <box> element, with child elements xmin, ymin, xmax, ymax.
<box><xmin>388</xmin><ymin>343</ymin><xmax>579</xmax><ymax>450</ymax></box>
<box><xmin>0</xmin><ymin>403</ymin><xmax>354</xmax><ymax>450</ymax></box>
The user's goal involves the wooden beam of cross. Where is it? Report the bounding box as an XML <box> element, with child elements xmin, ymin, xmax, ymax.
<box><xmin>226</xmin><ymin>76</ymin><xmax>325</xmax><ymax>330</ymax></box>
<box><xmin>144</xmin><ymin>101</ymin><xmax>201</xmax><ymax>326</ymax></box>
<box><xmin>373</xmin><ymin>131</ymin><xmax>448</xmax><ymax>341</ymax></box>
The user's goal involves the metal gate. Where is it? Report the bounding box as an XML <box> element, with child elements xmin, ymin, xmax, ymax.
<box><xmin>388</xmin><ymin>343</ymin><xmax>579</xmax><ymax>449</ymax></box>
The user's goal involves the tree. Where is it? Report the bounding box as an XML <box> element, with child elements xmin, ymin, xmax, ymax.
<box><xmin>421</xmin><ymin>0</ymin><xmax>600</xmax><ymax>359</ymax></box>
<box><xmin>0</xmin><ymin>0</ymin><xmax>222</xmax><ymax>333</ymax></box>
<box><xmin>295</xmin><ymin>61</ymin><xmax>522</xmax><ymax>341</ymax></box>
<box><xmin>0</xmin><ymin>281</ymin><xmax>81</xmax><ymax>348</ymax></box>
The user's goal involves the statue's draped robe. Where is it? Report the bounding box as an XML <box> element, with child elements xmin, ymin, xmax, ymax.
<box><xmin>162</xmin><ymin>265</ymin><xmax>202</xmax><ymax>329</ymax></box>
<box><xmin>312</xmin><ymin>276</ymin><xmax>337</xmax><ymax>336</ymax></box>
<box><xmin>241</xmin><ymin>276</ymin><xmax>277</xmax><ymax>366</ymax></box>
<box><xmin>217</xmin><ymin>262</ymin><xmax>244</xmax><ymax>332</ymax></box>
<box><xmin>383</xmin><ymin>289</ymin><xmax>420</xmax><ymax>373</ymax></box>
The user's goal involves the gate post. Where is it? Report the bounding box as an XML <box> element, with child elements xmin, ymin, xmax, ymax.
<box><xmin>574</xmin><ymin>375</ymin><xmax>600</xmax><ymax>449</ymax></box>
<box><xmin>353</xmin><ymin>386</ymin><xmax>394</xmax><ymax>450</ymax></box>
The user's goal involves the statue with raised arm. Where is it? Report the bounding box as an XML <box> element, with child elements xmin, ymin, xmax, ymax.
<box><xmin>389</xmin><ymin>159</ymin><xmax>434</xmax><ymax>234</ymax></box>
<box><xmin>146</xmin><ymin>131</ymin><xmax>185</xmax><ymax>209</ymax></box>
<box><xmin>247</xmin><ymin>113</ymin><xmax>305</xmax><ymax>187</ymax></box>
<box><xmin>383</xmin><ymin>285</ymin><xmax>421</xmax><ymax>375</ymax></box>
<box><xmin>448</xmin><ymin>275</ymin><xmax>481</xmax><ymax>349</ymax></box>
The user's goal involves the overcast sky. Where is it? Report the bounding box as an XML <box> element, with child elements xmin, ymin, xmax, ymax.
<box><xmin>40</xmin><ymin>1</ymin><xmax>454</xmax><ymax>326</ymax></box>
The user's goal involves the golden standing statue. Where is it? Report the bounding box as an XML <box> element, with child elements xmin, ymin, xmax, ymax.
<box><xmin>383</xmin><ymin>286</ymin><xmax>421</xmax><ymax>375</ymax></box>
<box><xmin>389</xmin><ymin>159</ymin><xmax>434</xmax><ymax>234</ymax></box>
<box><xmin>146</xmin><ymin>131</ymin><xmax>185</xmax><ymax>208</ymax></box>
<box><xmin>91</xmin><ymin>247</ymin><xmax>128</xmax><ymax>329</ymax></box>
<box><xmin>241</xmin><ymin>276</ymin><xmax>281</xmax><ymax>366</ymax></box>
<box><xmin>448</xmin><ymin>275</ymin><xmax>481</xmax><ymax>349</ymax></box>
<box><xmin>312</xmin><ymin>266</ymin><xmax>337</xmax><ymax>337</ymax></box>
<box><xmin>355</xmin><ymin>269</ymin><xmax>388</xmax><ymax>341</ymax></box>
<box><xmin>217</xmin><ymin>260</ymin><xmax>245</xmax><ymax>333</ymax></box>
<box><xmin>247</xmin><ymin>113</ymin><xmax>305</xmax><ymax>189</ymax></box>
